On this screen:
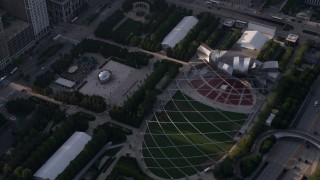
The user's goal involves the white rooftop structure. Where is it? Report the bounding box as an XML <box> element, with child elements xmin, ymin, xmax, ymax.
<box><xmin>34</xmin><ymin>132</ymin><xmax>91</xmax><ymax>180</ymax></box>
<box><xmin>233</xmin><ymin>56</ymin><xmax>252</xmax><ymax>74</ymax></box>
<box><xmin>54</xmin><ymin>77</ymin><xmax>76</xmax><ymax>88</ymax></box>
<box><xmin>223</xmin><ymin>19</ymin><xmax>235</xmax><ymax>27</ymax></box>
<box><xmin>266</xmin><ymin>113</ymin><xmax>276</xmax><ymax>126</ymax></box>
<box><xmin>237</xmin><ymin>30</ymin><xmax>269</xmax><ymax>50</ymax></box>
<box><xmin>262</xmin><ymin>61</ymin><xmax>279</xmax><ymax>70</ymax></box>
<box><xmin>217</xmin><ymin>62</ymin><xmax>233</xmax><ymax>75</ymax></box>
<box><xmin>161</xmin><ymin>16</ymin><xmax>198</xmax><ymax>48</ymax></box>
<box><xmin>197</xmin><ymin>45</ymin><xmax>211</xmax><ymax>62</ymax></box>
<box><xmin>68</xmin><ymin>65</ymin><xmax>78</xmax><ymax>73</ymax></box>
<box><xmin>247</xmin><ymin>21</ymin><xmax>276</xmax><ymax>37</ymax></box>
<box><xmin>220</xmin><ymin>84</ymin><xmax>229</xmax><ymax>91</ymax></box>
<box><xmin>286</xmin><ymin>34</ymin><xmax>299</xmax><ymax>43</ymax></box>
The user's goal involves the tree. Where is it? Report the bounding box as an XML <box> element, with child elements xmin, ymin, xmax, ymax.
<box><xmin>260</xmin><ymin>135</ymin><xmax>277</xmax><ymax>154</ymax></box>
<box><xmin>3</xmin><ymin>164</ymin><xmax>12</xmax><ymax>175</ymax></box>
<box><xmin>213</xmin><ymin>157</ymin><xmax>234</xmax><ymax>179</ymax></box>
<box><xmin>21</xmin><ymin>168</ymin><xmax>32</xmax><ymax>179</ymax></box>
<box><xmin>240</xmin><ymin>154</ymin><xmax>262</xmax><ymax>177</ymax></box>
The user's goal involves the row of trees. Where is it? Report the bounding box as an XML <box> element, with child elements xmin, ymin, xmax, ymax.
<box><xmin>109</xmin><ymin>61</ymin><xmax>180</xmax><ymax>127</ymax></box>
<box><xmin>223</xmin><ymin>135</ymin><xmax>275</xmax><ymax>178</ymax></box>
<box><xmin>2</xmin><ymin>112</ymin><xmax>90</xmax><ymax>179</ymax></box>
<box><xmin>167</xmin><ymin>13</ymin><xmax>220</xmax><ymax>61</ymax></box>
<box><xmin>5</xmin><ymin>98</ymin><xmax>36</xmax><ymax>117</ymax></box>
<box><xmin>94</xmin><ymin>10</ymin><xmax>125</xmax><ymax>40</ymax></box>
<box><xmin>260</xmin><ymin>135</ymin><xmax>277</xmax><ymax>155</ymax></box>
<box><xmin>10</xmin><ymin>97</ymin><xmax>65</xmax><ymax>145</ymax></box>
<box><xmin>278</xmin><ymin>46</ymin><xmax>294</xmax><ymax>71</ymax></box>
<box><xmin>240</xmin><ymin>154</ymin><xmax>262</xmax><ymax>177</ymax></box>
<box><xmin>205</xmin><ymin>28</ymin><xmax>226</xmax><ymax>49</ymax></box>
<box><xmin>72</xmin><ymin>39</ymin><xmax>150</xmax><ymax>68</ymax></box>
<box><xmin>1</xmin><ymin>98</ymin><xmax>65</xmax><ymax>171</ymax></box>
<box><xmin>37</xmin><ymin>43</ymin><xmax>64</xmax><ymax>65</ymax></box>
<box><xmin>219</xmin><ymin>29</ymin><xmax>242</xmax><ymax>50</ymax></box>
<box><xmin>56</xmin><ymin>123</ymin><xmax>129</xmax><ymax>179</ymax></box>
<box><xmin>54</xmin><ymin>91</ymin><xmax>106</xmax><ymax>113</ymax></box>
<box><xmin>32</xmin><ymin>70</ymin><xmax>55</xmax><ymax>95</ymax></box>
<box><xmin>257</xmin><ymin>40</ymin><xmax>281</xmax><ymax>62</ymax></box>
<box><xmin>292</xmin><ymin>41</ymin><xmax>310</xmax><ymax>66</ymax></box>
<box><xmin>1</xmin><ymin>129</ymin><xmax>48</xmax><ymax>176</ymax></box>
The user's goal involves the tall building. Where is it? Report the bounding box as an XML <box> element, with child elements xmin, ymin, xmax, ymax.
<box><xmin>4</xmin><ymin>19</ymin><xmax>34</xmax><ymax>59</ymax></box>
<box><xmin>0</xmin><ymin>17</ymin><xmax>10</xmax><ymax>69</ymax></box>
<box><xmin>304</xmin><ymin>0</ymin><xmax>320</xmax><ymax>6</ymax></box>
<box><xmin>2</xmin><ymin>0</ymin><xmax>50</xmax><ymax>40</ymax></box>
<box><xmin>46</xmin><ymin>0</ymin><xmax>83</xmax><ymax>22</ymax></box>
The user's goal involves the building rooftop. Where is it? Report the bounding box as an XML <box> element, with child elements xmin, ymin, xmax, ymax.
<box><xmin>3</xmin><ymin>19</ymin><xmax>31</xmax><ymax>39</ymax></box>
<box><xmin>161</xmin><ymin>16</ymin><xmax>198</xmax><ymax>48</ymax></box>
<box><xmin>50</xmin><ymin>0</ymin><xmax>69</xmax><ymax>4</ymax></box>
<box><xmin>223</xmin><ymin>19</ymin><xmax>235</xmax><ymax>27</ymax></box>
<box><xmin>34</xmin><ymin>132</ymin><xmax>91</xmax><ymax>180</ymax></box>
<box><xmin>54</xmin><ymin>77</ymin><xmax>76</xmax><ymax>88</ymax></box>
<box><xmin>286</xmin><ymin>34</ymin><xmax>299</xmax><ymax>43</ymax></box>
<box><xmin>237</xmin><ymin>30</ymin><xmax>269</xmax><ymax>50</ymax></box>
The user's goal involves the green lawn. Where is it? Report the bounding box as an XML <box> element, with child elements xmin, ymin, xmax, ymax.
<box><xmin>114</xmin><ymin>18</ymin><xmax>142</xmax><ymax>37</ymax></box>
<box><xmin>107</xmin><ymin>157</ymin><xmax>151</xmax><ymax>180</ymax></box>
<box><xmin>143</xmin><ymin>91</ymin><xmax>248</xmax><ymax>179</ymax></box>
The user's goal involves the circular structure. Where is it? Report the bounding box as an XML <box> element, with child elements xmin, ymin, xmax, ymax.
<box><xmin>68</xmin><ymin>65</ymin><xmax>78</xmax><ymax>74</ymax></box>
<box><xmin>132</xmin><ymin>1</ymin><xmax>150</xmax><ymax>15</ymax></box>
<box><xmin>98</xmin><ymin>70</ymin><xmax>112</xmax><ymax>83</ymax></box>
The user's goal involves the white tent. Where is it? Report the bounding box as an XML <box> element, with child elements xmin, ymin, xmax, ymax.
<box><xmin>54</xmin><ymin>77</ymin><xmax>76</xmax><ymax>88</ymax></box>
<box><xmin>34</xmin><ymin>132</ymin><xmax>91</xmax><ymax>180</ymax></box>
<box><xmin>237</xmin><ymin>30</ymin><xmax>269</xmax><ymax>50</ymax></box>
<box><xmin>248</xmin><ymin>21</ymin><xmax>276</xmax><ymax>37</ymax></box>
<box><xmin>161</xmin><ymin>16</ymin><xmax>198</xmax><ymax>48</ymax></box>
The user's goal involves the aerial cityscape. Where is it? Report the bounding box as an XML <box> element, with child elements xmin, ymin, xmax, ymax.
<box><xmin>0</xmin><ymin>0</ymin><xmax>320</xmax><ymax>179</ymax></box>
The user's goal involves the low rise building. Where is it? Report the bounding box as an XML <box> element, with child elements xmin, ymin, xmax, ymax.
<box><xmin>46</xmin><ymin>0</ymin><xmax>84</xmax><ymax>22</ymax></box>
<box><xmin>34</xmin><ymin>132</ymin><xmax>91</xmax><ymax>180</ymax></box>
<box><xmin>285</xmin><ymin>34</ymin><xmax>299</xmax><ymax>46</ymax></box>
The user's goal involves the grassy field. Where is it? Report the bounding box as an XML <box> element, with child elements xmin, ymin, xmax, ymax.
<box><xmin>142</xmin><ymin>91</ymin><xmax>248</xmax><ymax>179</ymax></box>
<box><xmin>107</xmin><ymin>157</ymin><xmax>151</xmax><ymax>180</ymax></box>
<box><xmin>114</xmin><ymin>18</ymin><xmax>142</xmax><ymax>37</ymax></box>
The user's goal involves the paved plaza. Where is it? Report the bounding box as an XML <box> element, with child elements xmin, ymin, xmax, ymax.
<box><xmin>79</xmin><ymin>60</ymin><xmax>154</xmax><ymax>106</ymax></box>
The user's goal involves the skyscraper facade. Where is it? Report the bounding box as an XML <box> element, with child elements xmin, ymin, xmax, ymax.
<box><xmin>0</xmin><ymin>17</ymin><xmax>10</xmax><ymax>69</ymax></box>
<box><xmin>2</xmin><ymin>0</ymin><xmax>50</xmax><ymax>40</ymax></box>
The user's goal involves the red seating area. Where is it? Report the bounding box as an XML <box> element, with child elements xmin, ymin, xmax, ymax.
<box><xmin>190</xmin><ymin>76</ymin><xmax>254</xmax><ymax>106</ymax></box>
